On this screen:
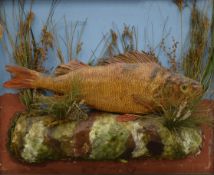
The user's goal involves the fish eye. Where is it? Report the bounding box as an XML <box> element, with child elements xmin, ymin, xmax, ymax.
<box><xmin>180</xmin><ymin>84</ymin><xmax>188</xmax><ymax>93</ymax></box>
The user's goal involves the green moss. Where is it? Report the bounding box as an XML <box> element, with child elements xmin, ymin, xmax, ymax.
<box><xmin>158</xmin><ymin>124</ymin><xmax>202</xmax><ymax>159</ymax></box>
<box><xmin>9</xmin><ymin>113</ymin><xmax>203</xmax><ymax>162</ymax></box>
<box><xmin>158</xmin><ymin>126</ymin><xmax>176</xmax><ymax>158</ymax></box>
<box><xmin>51</xmin><ymin>122</ymin><xmax>76</xmax><ymax>140</ymax></box>
<box><xmin>21</xmin><ymin>120</ymin><xmax>53</xmax><ymax>163</ymax></box>
<box><xmin>89</xmin><ymin>115</ymin><xmax>130</xmax><ymax>160</ymax></box>
<box><xmin>178</xmin><ymin>127</ymin><xmax>202</xmax><ymax>155</ymax></box>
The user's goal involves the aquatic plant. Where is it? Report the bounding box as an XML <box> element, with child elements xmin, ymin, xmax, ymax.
<box><xmin>98</xmin><ymin>24</ymin><xmax>138</xmax><ymax>59</ymax></box>
<box><xmin>182</xmin><ymin>3</ymin><xmax>210</xmax><ymax>83</ymax></box>
<box><xmin>173</xmin><ymin>0</ymin><xmax>185</xmax><ymax>12</ymax></box>
<box><xmin>53</xmin><ymin>18</ymin><xmax>87</xmax><ymax>64</ymax></box>
<box><xmin>161</xmin><ymin>101</ymin><xmax>213</xmax><ymax>132</ymax></box>
<box><xmin>0</xmin><ymin>0</ymin><xmax>58</xmax><ymax>109</ymax></box>
<box><xmin>155</xmin><ymin>1</ymin><xmax>213</xmax><ymax>96</ymax></box>
<box><xmin>0</xmin><ymin>1</ymin><xmax>58</xmax><ymax>70</ymax></box>
<box><xmin>0</xmin><ymin>0</ymin><xmax>87</xmax><ymax>110</ymax></box>
<box><xmin>30</xmin><ymin>81</ymin><xmax>88</xmax><ymax>121</ymax></box>
<box><xmin>201</xmin><ymin>0</ymin><xmax>214</xmax><ymax>92</ymax></box>
<box><xmin>160</xmin><ymin>37</ymin><xmax>179</xmax><ymax>72</ymax></box>
<box><xmin>0</xmin><ymin>23</ymin><xmax>3</xmax><ymax>40</ymax></box>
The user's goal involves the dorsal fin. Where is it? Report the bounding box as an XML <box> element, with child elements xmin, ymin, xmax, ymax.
<box><xmin>55</xmin><ymin>60</ymin><xmax>89</xmax><ymax>76</ymax></box>
<box><xmin>97</xmin><ymin>51</ymin><xmax>160</xmax><ymax>65</ymax></box>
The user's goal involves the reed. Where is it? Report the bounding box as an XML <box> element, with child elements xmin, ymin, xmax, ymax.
<box><xmin>171</xmin><ymin>1</ymin><xmax>214</xmax><ymax>96</ymax></box>
<box><xmin>30</xmin><ymin>87</ymin><xmax>88</xmax><ymax>121</ymax></box>
<box><xmin>0</xmin><ymin>23</ymin><xmax>3</xmax><ymax>40</ymax></box>
<box><xmin>100</xmin><ymin>24</ymin><xmax>138</xmax><ymax>58</ymax></box>
<box><xmin>0</xmin><ymin>0</ymin><xmax>57</xmax><ymax>109</ymax></box>
<box><xmin>53</xmin><ymin>19</ymin><xmax>87</xmax><ymax>64</ymax></box>
<box><xmin>160</xmin><ymin>37</ymin><xmax>179</xmax><ymax>72</ymax></box>
<box><xmin>182</xmin><ymin>3</ymin><xmax>209</xmax><ymax>83</ymax></box>
<box><xmin>161</xmin><ymin>100</ymin><xmax>213</xmax><ymax>132</ymax></box>
<box><xmin>201</xmin><ymin>0</ymin><xmax>214</xmax><ymax>92</ymax></box>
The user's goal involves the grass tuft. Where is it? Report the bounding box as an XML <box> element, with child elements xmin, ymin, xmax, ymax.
<box><xmin>161</xmin><ymin>100</ymin><xmax>213</xmax><ymax>132</ymax></box>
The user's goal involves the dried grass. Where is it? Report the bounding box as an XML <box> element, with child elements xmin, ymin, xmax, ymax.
<box><xmin>0</xmin><ymin>0</ymin><xmax>57</xmax><ymax>108</ymax></box>
<box><xmin>0</xmin><ymin>23</ymin><xmax>3</xmax><ymax>39</ymax></box>
<box><xmin>53</xmin><ymin>19</ymin><xmax>87</xmax><ymax>64</ymax></box>
<box><xmin>160</xmin><ymin>37</ymin><xmax>179</xmax><ymax>72</ymax></box>
<box><xmin>182</xmin><ymin>4</ymin><xmax>210</xmax><ymax>82</ymax></box>
<box><xmin>100</xmin><ymin>24</ymin><xmax>138</xmax><ymax>58</ymax></box>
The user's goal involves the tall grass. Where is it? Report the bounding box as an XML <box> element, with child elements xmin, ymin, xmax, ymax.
<box><xmin>0</xmin><ymin>23</ymin><xmax>3</xmax><ymax>40</ymax></box>
<box><xmin>170</xmin><ymin>1</ymin><xmax>214</xmax><ymax>95</ymax></box>
<box><xmin>201</xmin><ymin>0</ymin><xmax>214</xmax><ymax>92</ymax></box>
<box><xmin>100</xmin><ymin>24</ymin><xmax>138</xmax><ymax>58</ymax></box>
<box><xmin>0</xmin><ymin>1</ymin><xmax>57</xmax><ymax>109</ymax></box>
<box><xmin>89</xmin><ymin>24</ymin><xmax>140</xmax><ymax>65</ymax></box>
<box><xmin>53</xmin><ymin>18</ymin><xmax>87</xmax><ymax>64</ymax></box>
<box><xmin>31</xmin><ymin>81</ymin><xmax>88</xmax><ymax>121</ymax></box>
<box><xmin>182</xmin><ymin>3</ymin><xmax>210</xmax><ymax>83</ymax></box>
<box><xmin>0</xmin><ymin>0</ymin><xmax>86</xmax><ymax>109</ymax></box>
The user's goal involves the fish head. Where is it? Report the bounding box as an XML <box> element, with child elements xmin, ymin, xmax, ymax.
<box><xmin>163</xmin><ymin>73</ymin><xmax>204</xmax><ymax>104</ymax></box>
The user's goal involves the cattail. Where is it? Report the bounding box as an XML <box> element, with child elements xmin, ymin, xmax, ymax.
<box><xmin>174</xmin><ymin>0</ymin><xmax>184</xmax><ymax>12</ymax></box>
<box><xmin>38</xmin><ymin>47</ymin><xmax>47</xmax><ymax>60</ymax></box>
<box><xmin>41</xmin><ymin>26</ymin><xmax>54</xmax><ymax>50</ymax></box>
<box><xmin>0</xmin><ymin>23</ymin><xmax>4</xmax><ymax>39</ymax></box>
<box><xmin>122</xmin><ymin>25</ymin><xmax>134</xmax><ymax>51</ymax></box>
<box><xmin>76</xmin><ymin>42</ymin><xmax>83</xmax><ymax>55</ymax></box>
<box><xmin>182</xmin><ymin>6</ymin><xmax>210</xmax><ymax>81</ymax></box>
<box><xmin>25</xmin><ymin>11</ymin><xmax>35</xmax><ymax>31</ymax></box>
<box><xmin>110</xmin><ymin>29</ymin><xmax>118</xmax><ymax>46</ymax></box>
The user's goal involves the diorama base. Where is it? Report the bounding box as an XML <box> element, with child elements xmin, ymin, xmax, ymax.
<box><xmin>0</xmin><ymin>94</ymin><xmax>214</xmax><ymax>175</ymax></box>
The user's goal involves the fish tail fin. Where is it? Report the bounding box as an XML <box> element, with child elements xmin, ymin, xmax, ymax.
<box><xmin>3</xmin><ymin>65</ymin><xmax>41</xmax><ymax>89</ymax></box>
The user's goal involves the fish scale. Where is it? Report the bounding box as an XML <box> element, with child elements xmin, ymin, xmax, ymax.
<box><xmin>75</xmin><ymin>63</ymin><xmax>159</xmax><ymax>113</ymax></box>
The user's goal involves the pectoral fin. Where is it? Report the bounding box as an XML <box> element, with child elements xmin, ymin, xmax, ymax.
<box><xmin>116</xmin><ymin>114</ymin><xmax>140</xmax><ymax>122</ymax></box>
<box><xmin>132</xmin><ymin>94</ymin><xmax>155</xmax><ymax>111</ymax></box>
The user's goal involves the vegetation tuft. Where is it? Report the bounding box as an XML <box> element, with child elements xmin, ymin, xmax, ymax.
<box><xmin>30</xmin><ymin>88</ymin><xmax>88</xmax><ymax>121</ymax></box>
<box><xmin>160</xmin><ymin>99</ymin><xmax>213</xmax><ymax>132</ymax></box>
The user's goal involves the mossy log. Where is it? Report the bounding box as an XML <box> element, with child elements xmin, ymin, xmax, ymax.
<box><xmin>8</xmin><ymin>112</ymin><xmax>202</xmax><ymax>163</ymax></box>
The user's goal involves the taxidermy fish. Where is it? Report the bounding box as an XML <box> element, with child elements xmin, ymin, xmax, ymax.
<box><xmin>4</xmin><ymin>51</ymin><xmax>203</xmax><ymax>114</ymax></box>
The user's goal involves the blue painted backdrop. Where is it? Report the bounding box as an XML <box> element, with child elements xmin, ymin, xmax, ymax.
<box><xmin>0</xmin><ymin>0</ymin><xmax>212</xmax><ymax>95</ymax></box>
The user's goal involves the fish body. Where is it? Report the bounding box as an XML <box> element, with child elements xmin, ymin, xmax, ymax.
<box><xmin>4</xmin><ymin>52</ymin><xmax>203</xmax><ymax>114</ymax></box>
<box><xmin>53</xmin><ymin>63</ymin><xmax>165</xmax><ymax>113</ymax></box>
